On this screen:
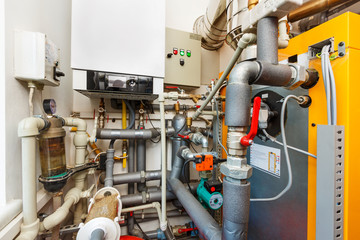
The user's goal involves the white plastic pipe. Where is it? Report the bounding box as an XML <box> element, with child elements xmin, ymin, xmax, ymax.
<box><xmin>158</xmin><ymin>94</ymin><xmax>167</xmax><ymax>232</ymax></box>
<box><xmin>122</xmin><ymin>202</ymin><xmax>162</xmax><ymax>222</ymax></box>
<box><xmin>278</xmin><ymin>16</ymin><xmax>289</xmax><ymax>49</ymax></box>
<box><xmin>39</xmin><ymin>188</ymin><xmax>81</xmax><ymax>231</ymax></box>
<box><xmin>0</xmin><ymin>199</ymin><xmax>22</xmax><ymax>231</ymax></box>
<box><xmin>16</xmin><ymin>117</ymin><xmax>46</xmax><ymax>240</ymax></box>
<box><xmin>63</xmin><ymin>117</ymin><xmax>88</xmax><ymax>224</ymax></box>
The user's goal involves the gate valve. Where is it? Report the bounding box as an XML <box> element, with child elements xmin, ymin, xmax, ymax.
<box><xmin>178</xmin><ymin>133</ymin><xmax>190</xmax><ymax>140</ymax></box>
<box><xmin>240</xmin><ymin>96</ymin><xmax>261</xmax><ymax>146</ymax></box>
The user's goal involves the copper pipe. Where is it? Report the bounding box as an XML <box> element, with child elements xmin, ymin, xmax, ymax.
<box><xmin>288</xmin><ymin>0</ymin><xmax>353</xmax><ymax>22</ymax></box>
<box><xmin>248</xmin><ymin>0</ymin><xmax>259</xmax><ymax>10</ymax></box>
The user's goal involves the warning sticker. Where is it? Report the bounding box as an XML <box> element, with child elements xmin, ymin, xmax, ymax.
<box><xmin>250</xmin><ymin>143</ymin><xmax>281</xmax><ymax>177</ymax></box>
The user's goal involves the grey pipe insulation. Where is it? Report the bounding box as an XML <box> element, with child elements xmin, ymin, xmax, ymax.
<box><xmin>99</xmin><ymin>170</ymin><xmax>162</xmax><ymax>185</ymax></box>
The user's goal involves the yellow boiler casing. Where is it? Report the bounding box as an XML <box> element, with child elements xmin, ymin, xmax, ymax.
<box><xmin>279</xmin><ymin>12</ymin><xmax>360</xmax><ymax>240</ymax></box>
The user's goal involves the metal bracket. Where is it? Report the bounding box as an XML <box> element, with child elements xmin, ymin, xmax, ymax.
<box><xmin>338</xmin><ymin>41</ymin><xmax>346</xmax><ymax>57</ymax></box>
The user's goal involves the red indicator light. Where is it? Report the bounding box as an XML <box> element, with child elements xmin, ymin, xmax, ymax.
<box><xmin>211</xmin><ymin>187</ymin><xmax>215</xmax><ymax>192</ymax></box>
<box><xmin>173</xmin><ymin>48</ymin><xmax>178</xmax><ymax>55</ymax></box>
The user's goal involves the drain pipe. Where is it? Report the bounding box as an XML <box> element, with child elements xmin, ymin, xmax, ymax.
<box><xmin>16</xmin><ymin>117</ymin><xmax>47</xmax><ymax>240</ymax></box>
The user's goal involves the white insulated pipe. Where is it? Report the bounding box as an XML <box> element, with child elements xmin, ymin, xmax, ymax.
<box><xmin>122</xmin><ymin>202</ymin><xmax>162</xmax><ymax>223</ymax></box>
<box><xmin>278</xmin><ymin>17</ymin><xmax>290</xmax><ymax>49</ymax></box>
<box><xmin>16</xmin><ymin>117</ymin><xmax>46</xmax><ymax>240</ymax></box>
<box><xmin>158</xmin><ymin>94</ymin><xmax>167</xmax><ymax>232</ymax></box>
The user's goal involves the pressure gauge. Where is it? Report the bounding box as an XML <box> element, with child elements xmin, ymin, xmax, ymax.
<box><xmin>43</xmin><ymin>99</ymin><xmax>56</xmax><ymax>115</ymax></box>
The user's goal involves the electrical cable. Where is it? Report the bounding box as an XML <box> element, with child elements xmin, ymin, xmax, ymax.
<box><xmin>124</xmin><ymin>100</ymin><xmax>135</xmax><ymax>129</ymax></box>
<box><xmin>181</xmin><ymin>159</ymin><xmax>195</xmax><ymax>195</ymax></box>
<box><xmin>144</xmin><ymin>109</ymin><xmax>161</xmax><ymax>143</ymax></box>
<box><xmin>321</xmin><ymin>45</ymin><xmax>332</xmax><ymax>125</ymax></box>
<box><xmin>94</xmin><ymin>152</ymin><xmax>106</xmax><ymax>162</ymax></box>
<box><xmin>133</xmin><ymin>218</ymin><xmax>151</xmax><ymax>240</ymax></box>
<box><xmin>262</xmin><ymin>129</ymin><xmax>317</xmax><ymax>158</ymax></box>
<box><xmin>326</xmin><ymin>46</ymin><xmax>337</xmax><ymax>125</ymax></box>
<box><xmin>251</xmin><ymin>95</ymin><xmax>303</xmax><ymax>202</ymax></box>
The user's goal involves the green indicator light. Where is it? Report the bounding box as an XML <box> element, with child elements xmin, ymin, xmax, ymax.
<box><xmin>186</xmin><ymin>50</ymin><xmax>191</xmax><ymax>57</ymax></box>
<box><xmin>180</xmin><ymin>49</ymin><xmax>185</xmax><ymax>56</ymax></box>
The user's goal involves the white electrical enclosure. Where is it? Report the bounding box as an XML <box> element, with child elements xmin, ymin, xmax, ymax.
<box><xmin>14</xmin><ymin>30</ymin><xmax>61</xmax><ymax>86</ymax></box>
<box><xmin>71</xmin><ymin>0</ymin><xmax>165</xmax><ymax>78</ymax></box>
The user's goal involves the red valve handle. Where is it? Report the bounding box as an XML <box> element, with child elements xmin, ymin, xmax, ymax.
<box><xmin>240</xmin><ymin>97</ymin><xmax>261</xmax><ymax>146</ymax></box>
<box><xmin>178</xmin><ymin>134</ymin><xmax>190</xmax><ymax>140</ymax></box>
<box><xmin>178</xmin><ymin>227</ymin><xmax>198</xmax><ymax>233</ymax></box>
<box><xmin>165</xmin><ymin>86</ymin><xmax>178</xmax><ymax>89</ymax></box>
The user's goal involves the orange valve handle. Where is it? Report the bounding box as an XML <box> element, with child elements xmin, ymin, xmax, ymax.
<box><xmin>240</xmin><ymin>96</ymin><xmax>262</xmax><ymax>146</ymax></box>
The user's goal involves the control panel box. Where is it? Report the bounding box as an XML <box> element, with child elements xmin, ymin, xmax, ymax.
<box><xmin>14</xmin><ymin>30</ymin><xmax>62</xmax><ymax>86</ymax></box>
<box><xmin>165</xmin><ymin>28</ymin><xmax>201</xmax><ymax>88</ymax></box>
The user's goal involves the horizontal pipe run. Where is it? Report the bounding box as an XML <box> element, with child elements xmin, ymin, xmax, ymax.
<box><xmin>99</xmin><ymin>170</ymin><xmax>162</xmax><ymax>185</ymax></box>
<box><xmin>168</xmin><ymin>178</ymin><xmax>221</xmax><ymax>240</ymax></box>
<box><xmin>96</xmin><ymin>128</ymin><xmax>160</xmax><ymax>140</ymax></box>
<box><xmin>121</xmin><ymin>183</ymin><xmax>199</xmax><ymax>207</ymax></box>
<box><xmin>288</xmin><ymin>0</ymin><xmax>353</xmax><ymax>22</ymax></box>
<box><xmin>251</xmin><ymin>61</ymin><xmax>293</xmax><ymax>87</ymax></box>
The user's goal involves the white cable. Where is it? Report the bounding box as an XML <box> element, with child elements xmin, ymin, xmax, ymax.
<box><xmin>94</xmin><ymin>152</ymin><xmax>106</xmax><ymax>162</ymax></box>
<box><xmin>262</xmin><ymin>129</ymin><xmax>317</xmax><ymax>159</ymax></box>
<box><xmin>28</xmin><ymin>84</ymin><xmax>35</xmax><ymax>116</ymax></box>
<box><xmin>251</xmin><ymin>95</ymin><xmax>302</xmax><ymax>202</ymax></box>
<box><xmin>321</xmin><ymin>45</ymin><xmax>331</xmax><ymax>125</ymax></box>
<box><xmin>326</xmin><ymin>47</ymin><xmax>337</xmax><ymax>125</ymax></box>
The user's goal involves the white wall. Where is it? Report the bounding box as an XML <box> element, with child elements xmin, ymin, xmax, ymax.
<box><xmin>2</xmin><ymin>0</ymin><xmax>73</xmax><ymax>202</ymax></box>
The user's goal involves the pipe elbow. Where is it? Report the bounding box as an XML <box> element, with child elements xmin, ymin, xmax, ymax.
<box><xmin>18</xmin><ymin>117</ymin><xmax>47</xmax><ymax>138</ymax></box>
<box><xmin>228</xmin><ymin>61</ymin><xmax>260</xmax><ymax>85</ymax></box>
<box><xmin>238</xmin><ymin>33</ymin><xmax>257</xmax><ymax>49</ymax></box>
<box><xmin>63</xmin><ymin>117</ymin><xmax>87</xmax><ymax>132</ymax></box>
<box><xmin>200</xmin><ymin>136</ymin><xmax>209</xmax><ymax>149</ymax></box>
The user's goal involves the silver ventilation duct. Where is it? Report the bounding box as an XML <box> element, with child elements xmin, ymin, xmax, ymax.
<box><xmin>193</xmin><ymin>0</ymin><xmax>227</xmax><ymax>51</ymax></box>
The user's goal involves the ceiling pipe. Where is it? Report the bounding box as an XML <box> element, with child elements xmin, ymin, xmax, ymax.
<box><xmin>288</xmin><ymin>0</ymin><xmax>354</xmax><ymax>22</ymax></box>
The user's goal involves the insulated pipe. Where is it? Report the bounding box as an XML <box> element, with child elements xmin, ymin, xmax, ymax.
<box><xmin>96</xmin><ymin>129</ymin><xmax>160</xmax><ymax>140</ymax></box>
<box><xmin>222</xmin><ymin>178</ymin><xmax>250</xmax><ymax>239</ymax></box>
<box><xmin>225</xmin><ymin>61</ymin><xmax>260</xmax><ymax>127</ymax></box>
<box><xmin>136</xmin><ymin>137</ymin><xmax>147</xmax><ymax>192</ymax></box>
<box><xmin>192</xmin><ymin>33</ymin><xmax>257</xmax><ymax>120</ymax></box>
<box><xmin>158</xmin><ymin>94</ymin><xmax>168</xmax><ymax>232</ymax></box>
<box><xmin>100</xmin><ymin>170</ymin><xmax>162</xmax><ymax>185</ymax></box>
<box><xmin>104</xmin><ymin>149</ymin><xmax>115</xmax><ymax>187</ymax></box>
<box><xmin>257</xmin><ymin>17</ymin><xmax>279</xmax><ymax>64</ymax></box>
<box><xmin>168</xmin><ymin>178</ymin><xmax>222</xmax><ymax>240</ymax></box>
<box><xmin>16</xmin><ymin>117</ymin><xmax>46</xmax><ymax>240</ymax></box>
<box><xmin>287</xmin><ymin>0</ymin><xmax>353</xmax><ymax>23</ymax></box>
<box><xmin>251</xmin><ymin>61</ymin><xmax>293</xmax><ymax>87</ymax></box>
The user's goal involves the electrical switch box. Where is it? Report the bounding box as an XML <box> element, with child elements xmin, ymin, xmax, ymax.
<box><xmin>165</xmin><ymin>28</ymin><xmax>201</xmax><ymax>88</ymax></box>
<box><xmin>14</xmin><ymin>30</ymin><xmax>62</xmax><ymax>87</ymax></box>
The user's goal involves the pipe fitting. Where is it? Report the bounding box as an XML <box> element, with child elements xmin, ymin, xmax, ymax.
<box><xmin>64</xmin><ymin>187</ymin><xmax>82</xmax><ymax>203</ymax></box>
<box><xmin>18</xmin><ymin>117</ymin><xmax>47</xmax><ymax>137</ymax></box>
<box><xmin>220</xmin><ymin>161</ymin><xmax>253</xmax><ymax>180</ymax></box>
<box><xmin>227</xmin><ymin>128</ymin><xmax>248</xmax><ymax>156</ymax></box>
<box><xmin>16</xmin><ymin>219</ymin><xmax>40</xmax><ymax>240</ymax></box>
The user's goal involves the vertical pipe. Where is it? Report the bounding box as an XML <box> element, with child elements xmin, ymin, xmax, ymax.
<box><xmin>51</xmin><ymin>193</ymin><xmax>62</xmax><ymax>240</ymax></box>
<box><xmin>104</xmin><ymin>149</ymin><xmax>115</xmax><ymax>187</ymax></box>
<box><xmin>159</xmin><ymin>95</ymin><xmax>168</xmax><ymax>232</ymax></box>
<box><xmin>127</xmin><ymin>139</ymin><xmax>136</xmax><ymax>235</ymax></box>
<box><xmin>222</xmin><ymin>177</ymin><xmax>250</xmax><ymax>240</ymax></box>
<box><xmin>136</xmin><ymin>138</ymin><xmax>146</xmax><ymax>192</ymax></box>
<box><xmin>257</xmin><ymin>17</ymin><xmax>279</xmax><ymax>64</ymax></box>
<box><xmin>21</xmin><ymin>137</ymin><xmax>37</xmax><ymax>226</ymax></box>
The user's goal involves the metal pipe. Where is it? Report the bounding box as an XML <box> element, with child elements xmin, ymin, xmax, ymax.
<box><xmin>127</xmin><ymin>138</ymin><xmax>137</xmax><ymax>236</ymax></box>
<box><xmin>104</xmin><ymin>149</ymin><xmax>115</xmax><ymax>187</ymax></box>
<box><xmin>168</xmin><ymin>178</ymin><xmax>222</xmax><ymax>240</ymax></box>
<box><xmin>99</xmin><ymin>170</ymin><xmax>162</xmax><ymax>185</ymax></box>
<box><xmin>251</xmin><ymin>61</ymin><xmax>293</xmax><ymax>87</ymax></box>
<box><xmin>121</xmin><ymin>183</ymin><xmax>199</xmax><ymax>207</ymax></box>
<box><xmin>257</xmin><ymin>17</ymin><xmax>279</xmax><ymax>65</ymax></box>
<box><xmin>96</xmin><ymin>128</ymin><xmax>160</xmax><ymax>140</ymax></box>
<box><xmin>137</xmin><ymin>138</ymin><xmax>147</xmax><ymax>192</ymax></box>
<box><xmin>192</xmin><ymin>33</ymin><xmax>257</xmax><ymax>120</ymax></box>
<box><xmin>193</xmin><ymin>0</ymin><xmax>227</xmax><ymax>50</ymax></box>
<box><xmin>222</xmin><ymin>177</ymin><xmax>250</xmax><ymax>239</ymax></box>
<box><xmin>287</xmin><ymin>0</ymin><xmax>352</xmax><ymax>23</ymax></box>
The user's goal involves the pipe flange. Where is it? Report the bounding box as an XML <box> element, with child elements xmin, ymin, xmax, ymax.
<box><xmin>220</xmin><ymin>162</ymin><xmax>253</xmax><ymax>180</ymax></box>
<box><xmin>288</xmin><ymin>63</ymin><xmax>306</xmax><ymax>90</ymax></box>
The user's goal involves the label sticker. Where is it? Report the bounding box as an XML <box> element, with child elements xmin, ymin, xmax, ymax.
<box><xmin>250</xmin><ymin>143</ymin><xmax>281</xmax><ymax>177</ymax></box>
